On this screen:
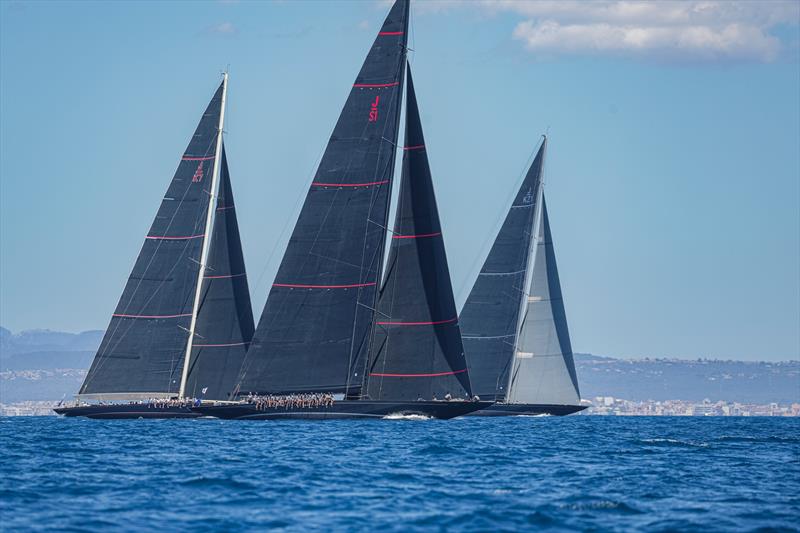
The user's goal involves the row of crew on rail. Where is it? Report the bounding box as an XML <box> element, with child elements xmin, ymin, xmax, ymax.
<box><xmin>245</xmin><ymin>393</ymin><xmax>335</xmax><ymax>410</ymax></box>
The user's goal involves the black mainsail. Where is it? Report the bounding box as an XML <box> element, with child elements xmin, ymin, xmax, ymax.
<box><xmin>459</xmin><ymin>140</ymin><xmax>545</xmax><ymax>401</ymax></box>
<box><xmin>77</xmin><ymin>76</ymin><xmax>251</xmax><ymax>401</ymax></box>
<box><xmin>237</xmin><ymin>0</ymin><xmax>409</xmax><ymax>395</ymax></box>
<box><xmin>365</xmin><ymin>67</ymin><xmax>472</xmax><ymax>402</ymax></box>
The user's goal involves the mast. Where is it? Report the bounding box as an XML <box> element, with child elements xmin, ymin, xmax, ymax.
<box><xmin>179</xmin><ymin>72</ymin><xmax>228</xmax><ymax>399</ymax></box>
<box><xmin>506</xmin><ymin>136</ymin><xmax>546</xmax><ymax>397</ymax></box>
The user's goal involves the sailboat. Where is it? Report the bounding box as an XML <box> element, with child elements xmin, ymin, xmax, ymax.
<box><xmin>194</xmin><ymin>0</ymin><xmax>489</xmax><ymax>420</ymax></box>
<box><xmin>459</xmin><ymin>138</ymin><xmax>586</xmax><ymax>416</ymax></box>
<box><xmin>55</xmin><ymin>75</ymin><xmax>255</xmax><ymax>419</ymax></box>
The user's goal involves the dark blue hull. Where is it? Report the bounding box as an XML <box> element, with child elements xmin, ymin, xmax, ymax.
<box><xmin>192</xmin><ymin>400</ymin><xmax>492</xmax><ymax>420</ymax></box>
<box><xmin>467</xmin><ymin>403</ymin><xmax>587</xmax><ymax>417</ymax></box>
<box><xmin>53</xmin><ymin>404</ymin><xmax>200</xmax><ymax>419</ymax></box>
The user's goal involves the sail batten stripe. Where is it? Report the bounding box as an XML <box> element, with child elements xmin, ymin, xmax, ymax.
<box><xmin>379</xmin><ymin>31</ymin><xmax>404</xmax><ymax>36</ymax></box>
<box><xmin>312</xmin><ymin>180</ymin><xmax>389</xmax><ymax>187</ymax></box>
<box><xmin>216</xmin><ymin>205</ymin><xmax>235</xmax><ymax>211</ymax></box>
<box><xmin>377</xmin><ymin>317</ymin><xmax>457</xmax><ymax>326</ymax></box>
<box><xmin>182</xmin><ymin>155</ymin><xmax>216</xmax><ymax>161</ymax></box>
<box><xmin>193</xmin><ymin>341</ymin><xmax>250</xmax><ymax>348</ymax></box>
<box><xmin>403</xmin><ymin>145</ymin><xmax>425</xmax><ymax>151</ymax></box>
<box><xmin>146</xmin><ymin>234</ymin><xmax>205</xmax><ymax>240</ymax></box>
<box><xmin>112</xmin><ymin>313</ymin><xmax>192</xmax><ymax>319</ymax></box>
<box><xmin>353</xmin><ymin>82</ymin><xmax>400</xmax><ymax>88</ymax></box>
<box><xmin>392</xmin><ymin>232</ymin><xmax>441</xmax><ymax>240</ymax></box>
<box><xmin>204</xmin><ymin>273</ymin><xmax>246</xmax><ymax>279</ymax></box>
<box><xmin>273</xmin><ymin>282</ymin><xmax>376</xmax><ymax>289</ymax></box>
<box><xmin>370</xmin><ymin>369</ymin><xmax>467</xmax><ymax>377</ymax></box>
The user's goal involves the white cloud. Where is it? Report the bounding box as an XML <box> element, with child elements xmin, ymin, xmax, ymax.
<box><xmin>433</xmin><ymin>0</ymin><xmax>800</xmax><ymax>62</ymax></box>
<box><xmin>204</xmin><ymin>22</ymin><xmax>238</xmax><ymax>36</ymax></box>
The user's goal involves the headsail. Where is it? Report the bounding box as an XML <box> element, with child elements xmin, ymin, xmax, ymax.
<box><xmin>365</xmin><ymin>67</ymin><xmax>472</xmax><ymax>402</ymax></box>
<box><xmin>459</xmin><ymin>140</ymin><xmax>546</xmax><ymax>400</ymax></box>
<box><xmin>237</xmin><ymin>0</ymin><xmax>409</xmax><ymax>395</ymax></box>
<box><xmin>183</xmin><ymin>146</ymin><xmax>255</xmax><ymax>400</ymax></box>
<box><xmin>79</xmin><ymin>81</ymin><xmax>225</xmax><ymax>398</ymax></box>
<box><xmin>507</xmin><ymin>196</ymin><xmax>580</xmax><ymax>405</ymax></box>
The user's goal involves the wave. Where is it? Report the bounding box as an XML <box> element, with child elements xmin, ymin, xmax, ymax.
<box><xmin>382</xmin><ymin>413</ymin><xmax>432</xmax><ymax>421</ymax></box>
<box><xmin>638</xmin><ymin>438</ymin><xmax>709</xmax><ymax>448</ymax></box>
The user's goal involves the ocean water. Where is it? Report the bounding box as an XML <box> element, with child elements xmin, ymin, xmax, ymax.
<box><xmin>1</xmin><ymin>416</ymin><xmax>798</xmax><ymax>532</ymax></box>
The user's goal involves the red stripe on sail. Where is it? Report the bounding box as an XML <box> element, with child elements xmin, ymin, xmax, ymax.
<box><xmin>370</xmin><ymin>369</ymin><xmax>468</xmax><ymax>378</ymax></box>
<box><xmin>182</xmin><ymin>155</ymin><xmax>215</xmax><ymax>161</ymax></box>
<box><xmin>113</xmin><ymin>313</ymin><xmax>192</xmax><ymax>319</ymax></box>
<box><xmin>377</xmin><ymin>317</ymin><xmax>457</xmax><ymax>326</ymax></box>
<box><xmin>146</xmin><ymin>234</ymin><xmax>205</xmax><ymax>240</ymax></box>
<box><xmin>312</xmin><ymin>180</ymin><xmax>389</xmax><ymax>187</ymax></box>
<box><xmin>379</xmin><ymin>31</ymin><xmax>404</xmax><ymax>36</ymax></box>
<box><xmin>392</xmin><ymin>232</ymin><xmax>441</xmax><ymax>240</ymax></box>
<box><xmin>353</xmin><ymin>82</ymin><xmax>400</xmax><ymax>88</ymax></box>
<box><xmin>216</xmin><ymin>205</ymin><xmax>235</xmax><ymax>211</ymax></box>
<box><xmin>273</xmin><ymin>282</ymin><xmax>376</xmax><ymax>289</ymax></box>
<box><xmin>403</xmin><ymin>145</ymin><xmax>425</xmax><ymax>151</ymax></box>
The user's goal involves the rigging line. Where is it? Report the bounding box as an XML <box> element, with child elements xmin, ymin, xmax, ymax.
<box><xmin>250</xmin><ymin>137</ymin><xmax>326</xmax><ymax>297</ymax></box>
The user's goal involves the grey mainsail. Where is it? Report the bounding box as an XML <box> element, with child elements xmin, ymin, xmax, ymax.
<box><xmin>459</xmin><ymin>140</ymin><xmax>545</xmax><ymax>400</ymax></box>
<box><xmin>506</xmin><ymin>196</ymin><xmax>580</xmax><ymax>405</ymax></box>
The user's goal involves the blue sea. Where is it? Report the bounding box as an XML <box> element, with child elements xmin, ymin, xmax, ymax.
<box><xmin>1</xmin><ymin>416</ymin><xmax>798</xmax><ymax>532</ymax></box>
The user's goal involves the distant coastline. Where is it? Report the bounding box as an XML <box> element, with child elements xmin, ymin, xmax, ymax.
<box><xmin>1</xmin><ymin>327</ymin><xmax>798</xmax><ymax>409</ymax></box>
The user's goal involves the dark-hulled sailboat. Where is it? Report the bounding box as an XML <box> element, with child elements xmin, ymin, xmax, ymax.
<box><xmin>55</xmin><ymin>75</ymin><xmax>255</xmax><ymax>419</ymax></box>
<box><xmin>460</xmin><ymin>138</ymin><xmax>585</xmax><ymax>416</ymax></box>
<box><xmin>194</xmin><ymin>1</ymin><xmax>488</xmax><ymax>419</ymax></box>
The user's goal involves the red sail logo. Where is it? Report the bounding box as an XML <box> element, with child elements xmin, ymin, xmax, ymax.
<box><xmin>369</xmin><ymin>96</ymin><xmax>380</xmax><ymax>122</ymax></box>
<box><xmin>192</xmin><ymin>162</ymin><xmax>204</xmax><ymax>183</ymax></box>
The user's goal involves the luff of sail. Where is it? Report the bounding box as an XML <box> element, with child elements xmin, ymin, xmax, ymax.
<box><xmin>459</xmin><ymin>140</ymin><xmax>546</xmax><ymax>400</ymax></box>
<box><xmin>366</xmin><ymin>66</ymin><xmax>472</xmax><ymax>402</ymax></box>
<box><xmin>507</xmin><ymin>195</ymin><xmax>580</xmax><ymax>405</ymax></box>
<box><xmin>237</xmin><ymin>0</ymin><xmax>409</xmax><ymax>395</ymax></box>
<box><xmin>183</xmin><ymin>145</ymin><xmax>255</xmax><ymax>400</ymax></box>
<box><xmin>79</xmin><ymin>81</ymin><xmax>226</xmax><ymax>399</ymax></box>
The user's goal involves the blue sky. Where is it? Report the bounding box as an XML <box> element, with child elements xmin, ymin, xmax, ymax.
<box><xmin>1</xmin><ymin>0</ymin><xmax>798</xmax><ymax>361</ymax></box>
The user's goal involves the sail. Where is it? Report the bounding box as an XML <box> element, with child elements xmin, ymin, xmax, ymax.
<box><xmin>183</xmin><ymin>146</ymin><xmax>255</xmax><ymax>400</ymax></box>
<box><xmin>237</xmin><ymin>0</ymin><xmax>409</xmax><ymax>395</ymax></box>
<box><xmin>365</xmin><ymin>67</ymin><xmax>472</xmax><ymax>402</ymax></box>
<box><xmin>79</xmin><ymin>81</ymin><xmax>225</xmax><ymax>398</ymax></box>
<box><xmin>459</xmin><ymin>140</ymin><xmax>545</xmax><ymax>400</ymax></box>
<box><xmin>507</xmin><ymin>196</ymin><xmax>580</xmax><ymax>405</ymax></box>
